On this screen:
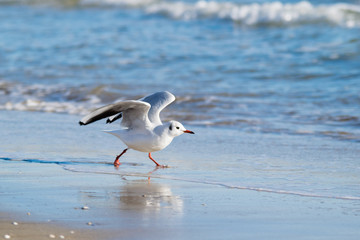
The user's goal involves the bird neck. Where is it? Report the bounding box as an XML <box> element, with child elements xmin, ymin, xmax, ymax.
<box><xmin>154</xmin><ymin>122</ymin><xmax>172</xmax><ymax>138</ymax></box>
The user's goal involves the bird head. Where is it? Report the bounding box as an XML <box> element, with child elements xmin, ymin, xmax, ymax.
<box><xmin>167</xmin><ymin>121</ymin><xmax>195</xmax><ymax>137</ymax></box>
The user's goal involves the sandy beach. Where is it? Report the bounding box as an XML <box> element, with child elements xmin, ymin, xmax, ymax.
<box><xmin>0</xmin><ymin>214</ymin><xmax>106</xmax><ymax>240</ymax></box>
<box><xmin>1</xmin><ymin>110</ymin><xmax>360</xmax><ymax>240</ymax></box>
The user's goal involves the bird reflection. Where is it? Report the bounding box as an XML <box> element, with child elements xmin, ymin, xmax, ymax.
<box><xmin>119</xmin><ymin>180</ymin><xmax>183</xmax><ymax>216</ymax></box>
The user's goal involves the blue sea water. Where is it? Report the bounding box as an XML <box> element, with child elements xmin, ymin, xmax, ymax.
<box><xmin>0</xmin><ymin>0</ymin><xmax>360</xmax><ymax>203</ymax></box>
<box><xmin>0</xmin><ymin>0</ymin><xmax>359</xmax><ymax>141</ymax></box>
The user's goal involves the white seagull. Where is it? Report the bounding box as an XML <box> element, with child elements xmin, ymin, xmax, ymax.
<box><xmin>79</xmin><ymin>91</ymin><xmax>194</xmax><ymax>167</ymax></box>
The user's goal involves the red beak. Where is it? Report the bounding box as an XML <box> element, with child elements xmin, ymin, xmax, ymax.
<box><xmin>183</xmin><ymin>130</ymin><xmax>195</xmax><ymax>134</ymax></box>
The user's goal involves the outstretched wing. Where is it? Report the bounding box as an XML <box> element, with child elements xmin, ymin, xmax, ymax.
<box><xmin>140</xmin><ymin>91</ymin><xmax>175</xmax><ymax>125</ymax></box>
<box><xmin>79</xmin><ymin>100</ymin><xmax>151</xmax><ymax>129</ymax></box>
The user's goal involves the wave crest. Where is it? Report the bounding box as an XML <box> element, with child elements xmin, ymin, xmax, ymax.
<box><xmin>80</xmin><ymin>0</ymin><xmax>360</xmax><ymax>27</ymax></box>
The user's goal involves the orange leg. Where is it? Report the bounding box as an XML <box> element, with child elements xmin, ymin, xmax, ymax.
<box><xmin>114</xmin><ymin>148</ymin><xmax>128</xmax><ymax>167</ymax></box>
<box><xmin>148</xmin><ymin>152</ymin><xmax>161</xmax><ymax>167</ymax></box>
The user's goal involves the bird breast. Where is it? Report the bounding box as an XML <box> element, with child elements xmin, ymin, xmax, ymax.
<box><xmin>119</xmin><ymin>129</ymin><xmax>173</xmax><ymax>153</ymax></box>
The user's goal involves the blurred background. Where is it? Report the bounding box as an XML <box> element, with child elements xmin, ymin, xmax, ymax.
<box><xmin>0</xmin><ymin>0</ymin><xmax>359</xmax><ymax>141</ymax></box>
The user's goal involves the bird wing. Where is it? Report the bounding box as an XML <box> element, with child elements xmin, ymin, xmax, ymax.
<box><xmin>140</xmin><ymin>91</ymin><xmax>175</xmax><ymax>125</ymax></box>
<box><xmin>106</xmin><ymin>112</ymin><xmax>122</xmax><ymax>124</ymax></box>
<box><xmin>79</xmin><ymin>100</ymin><xmax>151</xmax><ymax>129</ymax></box>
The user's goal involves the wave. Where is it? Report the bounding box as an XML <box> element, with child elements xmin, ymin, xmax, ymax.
<box><xmin>1</xmin><ymin>80</ymin><xmax>360</xmax><ymax>143</ymax></box>
<box><xmin>1</xmin><ymin>0</ymin><xmax>359</xmax><ymax>27</ymax></box>
<box><xmin>78</xmin><ymin>0</ymin><xmax>360</xmax><ymax>27</ymax></box>
<box><xmin>0</xmin><ymin>81</ymin><xmax>102</xmax><ymax>115</ymax></box>
<box><xmin>0</xmin><ymin>80</ymin><xmax>222</xmax><ymax>121</ymax></box>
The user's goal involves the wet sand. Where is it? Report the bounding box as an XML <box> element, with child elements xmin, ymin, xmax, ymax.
<box><xmin>2</xmin><ymin>159</ymin><xmax>360</xmax><ymax>240</ymax></box>
<box><xmin>1</xmin><ymin>110</ymin><xmax>360</xmax><ymax>240</ymax></box>
<box><xmin>0</xmin><ymin>161</ymin><xmax>113</xmax><ymax>240</ymax></box>
<box><xmin>0</xmin><ymin>214</ymin><xmax>106</xmax><ymax>240</ymax></box>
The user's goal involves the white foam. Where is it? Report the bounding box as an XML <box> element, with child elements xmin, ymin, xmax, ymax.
<box><xmin>0</xmin><ymin>81</ymin><xmax>102</xmax><ymax>115</ymax></box>
<box><xmin>79</xmin><ymin>0</ymin><xmax>360</xmax><ymax>27</ymax></box>
<box><xmin>2</xmin><ymin>99</ymin><xmax>90</xmax><ymax>115</ymax></box>
<box><xmin>81</xmin><ymin>0</ymin><xmax>159</xmax><ymax>8</ymax></box>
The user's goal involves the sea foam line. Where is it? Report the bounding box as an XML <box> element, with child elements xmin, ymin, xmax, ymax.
<box><xmin>63</xmin><ymin>165</ymin><xmax>360</xmax><ymax>201</ymax></box>
<box><xmin>80</xmin><ymin>0</ymin><xmax>360</xmax><ymax>27</ymax></box>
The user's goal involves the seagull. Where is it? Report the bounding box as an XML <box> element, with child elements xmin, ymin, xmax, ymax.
<box><xmin>79</xmin><ymin>91</ymin><xmax>194</xmax><ymax>167</ymax></box>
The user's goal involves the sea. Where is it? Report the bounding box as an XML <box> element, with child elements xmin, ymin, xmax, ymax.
<box><xmin>1</xmin><ymin>0</ymin><xmax>360</xmax><ymax>203</ymax></box>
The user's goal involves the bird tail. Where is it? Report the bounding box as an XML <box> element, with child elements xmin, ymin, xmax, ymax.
<box><xmin>103</xmin><ymin>130</ymin><xmax>122</xmax><ymax>139</ymax></box>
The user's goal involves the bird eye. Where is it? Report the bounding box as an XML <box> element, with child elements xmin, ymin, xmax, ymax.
<box><xmin>169</xmin><ymin>125</ymin><xmax>172</xmax><ymax>130</ymax></box>
<box><xmin>176</xmin><ymin>126</ymin><xmax>180</xmax><ymax>129</ymax></box>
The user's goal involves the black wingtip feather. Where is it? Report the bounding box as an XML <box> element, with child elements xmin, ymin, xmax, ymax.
<box><xmin>79</xmin><ymin>121</ymin><xmax>85</xmax><ymax>126</ymax></box>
